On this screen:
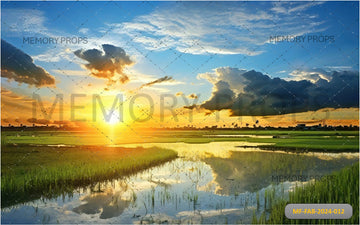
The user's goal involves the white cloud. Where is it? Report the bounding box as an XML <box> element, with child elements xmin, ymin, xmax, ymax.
<box><xmin>288</xmin><ymin>67</ymin><xmax>357</xmax><ymax>84</ymax></box>
<box><xmin>107</xmin><ymin>2</ymin><xmax>325</xmax><ymax>55</ymax></box>
<box><xmin>140</xmin><ymin>86</ymin><xmax>171</xmax><ymax>93</ymax></box>
<box><xmin>288</xmin><ymin>69</ymin><xmax>332</xmax><ymax>83</ymax></box>
<box><xmin>2</xmin><ymin>8</ymin><xmax>47</xmax><ymax>35</ymax></box>
<box><xmin>325</xmin><ymin>66</ymin><xmax>353</xmax><ymax>71</ymax></box>
<box><xmin>125</xmin><ymin>69</ymin><xmax>185</xmax><ymax>87</ymax></box>
<box><xmin>79</xmin><ymin>28</ymin><xmax>89</xmax><ymax>34</ymax></box>
<box><xmin>271</xmin><ymin>2</ymin><xmax>324</xmax><ymax>15</ymax></box>
<box><xmin>197</xmin><ymin>67</ymin><xmax>248</xmax><ymax>93</ymax></box>
<box><xmin>33</xmin><ymin>48</ymin><xmax>77</xmax><ymax>63</ymax></box>
<box><xmin>52</xmin><ymin>70</ymin><xmax>89</xmax><ymax>76</ymax></box>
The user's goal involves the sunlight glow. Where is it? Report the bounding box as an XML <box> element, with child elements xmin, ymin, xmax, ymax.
<box><xmin>106</xmin><ymin>111</ymin><xmax>122</xmax><ymax>125</ymax></box>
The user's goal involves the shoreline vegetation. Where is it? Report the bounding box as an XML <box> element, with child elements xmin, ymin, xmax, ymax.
<box><xmin>1</xmin><ymin>130</ymin><xmax>358</xmax><ymax>211</ymax></box>
<box><xmin>237</xmin><ymin>145</ymin><xmax>358</xmax><ymax>153</ymax></box>
<box><xmin>2</xmin><ymin>130</ymin><xmax>359</xmax><ymax>152</ymax></box>
<box><xmin>1</xmin><ymin>145</ymin><xmax>177</xmax><ymax>208</ymax></box>
<box><xmin>252</xmin><ymin>162</ymin><xmax>359</xmax><ymax>224</ymax></box>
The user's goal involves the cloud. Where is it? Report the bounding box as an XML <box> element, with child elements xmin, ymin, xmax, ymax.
<box><xmin>199</xmin><ymin>67</ymin><xmax>359</xmax><ymax>116</ymax></box>
<box><xmin>109</xmin><ymin>2</ymin><xmax>325</xmax><ymax>55</ymax></box>
<box><xmin>288</xmin><ymin>69</ymin><xmax>332</xmax><ymax>83</ymax></box>
<box><xmin>197</xmin><ymin>67</ymin><xmax>249</xmax><ymax>93</ymax></box>
<box><xmin>1</xmin><ymin>88</ymin><xmax>34</xmax><ymax>108</ymax></box>
<box><xmin>271</xmin><ymin>2</ymin><xmax>324</xmax><ymax>15</ymax></box>
<box><xmin>139</xmin><ymin>76</ymin><xmax>173</xmax><ymax>89</ymax></box>
<box><xmin>201</xmin><ymin>80</ymin><xmax>235</xmax><ymax>111</ymax></box>
<box><xmin>325</xmin><ymin>66</ymin><xmax>353</xmax><ymax>71</ymax></box>
<box><xmin>52</xmin><ymin>69</ymin><xmax>89</xmax><ymax>76</ymax></box>
<box><xmin>1</xmin><ymin>39</ymin><xmax>56</xmax><ymax>87</ymax></box>
<box><xmin>27</xmin><ymin>118</ymin><xmax>51</xmax><ymax>125</ymax></box>
<box><xmin>188</xmin><ymin>93</ymin><xmax>198</xmax><ymax>99</ymax></box>
<box><xmin>33</xmin><ymin>47</ymin><xmax>76</xmax><ymax>63</ymax></box>
<box><xmin>1</xmin><ymin>8</ymin><xmax>47</xmax><ymax>34</ymax></box>
<box><xmin>183</xmin><ymin>104</ymin><xmax>199</xmax><ymax>110</ymax></box>
<box><xmin>53</xmin><ymin>120</ymin><xmax>75</xmax><ymax>126</ymax></box>
<box><xmin>79</xmin><ymin>28</ymin><xmax>89</xmax><ymax>34</ymax></box>
<box><xmin>74</xmin><ymin>44</ymin><xmax>134</xmax><ymax>85</ymax></box>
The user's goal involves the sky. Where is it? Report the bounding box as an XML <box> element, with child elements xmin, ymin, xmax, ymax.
<box><xmin>1</xmin><ymin>1</ymin><xmax>359</xmax><ymax>130</ymax></box>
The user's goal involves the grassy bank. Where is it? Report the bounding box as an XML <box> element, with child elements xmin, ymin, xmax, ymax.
<box><xmin>1</xmin><ymin>145</ymin><xmax>177</xmax><ymax>207</ymax></box>
<box><xmin>253</xmin><ymin>162</ymin><xmax>359</xmax><ymax>224</ymax></box>
<box><xmin>2</xmin><ymin>130</ymin><xmax>358</xmax><ymax>152</ymax></box>
<box><xmin>253</xmin><ymin>137</ymin><xmax>358</xmax><ymax>152</ymax></box>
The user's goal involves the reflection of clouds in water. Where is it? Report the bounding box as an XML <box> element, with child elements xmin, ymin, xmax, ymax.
<box><xmin>73</xmin><ymin>181</ymin><xmax>133</xmax><ymax>219</ymax></box>
<box><xmin>133</xmin><ymin>209</ymin><xmax>248</xmax><ymax>224</ymax></box>
<box><xmin>310</xmin><ymin>152</ymin><xmax>359</xmax><ymax>161</ymax></box>
<box><xmin>117</xmin><ymin>141</ymin><xmax>269</xmax><ymax>159</ymax></box>
<box><xmin>131</xmin><ymin>181</ymin><xmax>302</xmax><ymax>224</ymax></box>
<box><xmin>177</xmin><ymin>208</ymin><xmax>242</xmax><ymax>216</ymax></box>
<box><xmin>117</xmin><ymin>142</ymin><xmax>359</xmax><ymax>162</ymax></box>
<box><xmin>2</xmin><ymin>143</ymin><xmax>359</xmax><ymax>224</ymax></box>
<box><xmin>204</xmin><ymin>151</ymin><xmax>359</xmax><ymax>196</ymax></box>
<box><xmin>71</xmin><ymin>159</ymin><xmax>219</xmax><ymax>220</ymax></box>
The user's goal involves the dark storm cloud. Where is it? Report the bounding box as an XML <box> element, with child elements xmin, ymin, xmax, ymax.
<box><xmin>74</xmin><ymin>44</ymin><xmax>133</xmax><ymax>84</ymax></box>
<box><xmin>183</xmin><ymin>104</ymin><xmax>199</xmax><ymax>110</ymax></box>
<box><xmin>200</xmin><ymin>68</ymin><xmax>359</xmax><ymax>116</ymax></box>
<box><xmin>1</xmin><ymin>39</ymin><xmax>56</xmax><ymax>87</ymax></box>
<box><xmin>201</xmin><ymin>80</ymin><xmax>235</xmax><ymax>111</ymax></box>
<box><xmin>140</xmin><ymin>76</ymin><xmax>173</xmax><ymax>89</ymax></box>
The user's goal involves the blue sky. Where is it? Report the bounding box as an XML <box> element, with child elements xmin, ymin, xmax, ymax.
<box><xmin>1</xmin><ymin>1</ymin><xmax>359</xmax><ymax>122</ymax></box>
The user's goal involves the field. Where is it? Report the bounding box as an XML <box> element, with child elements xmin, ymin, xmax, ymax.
<box><xmin>1</xmin><ymin>129</ymin><xmax>359</xmax><ymax>223</ymax></box>
<box><xmin>1</xmin><ymin>144</ymin><xmax>177</xmax><ymax>207</ymax></box>
<box><xmin>2</xmin><ymin>129</ymin><xmax>359</xmax><ymax>152</ymax></box>
<box><xmin>252</xmin><ymin>162</ymin><xmax>359</xmax><ymax>224</ymax></box>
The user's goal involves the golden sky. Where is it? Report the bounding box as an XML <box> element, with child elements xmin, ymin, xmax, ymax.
<box><xmin>1</xmin><ymin>87</ymin><xmax>358</xmax><ymax>130</ymax></box>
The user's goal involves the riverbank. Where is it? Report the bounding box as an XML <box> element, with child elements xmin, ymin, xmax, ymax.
<box><xmin>1</xmin><ymin>145</ymin><xmax>177</xmax><ymax>207</ymax></box>
<box><xmin>253</xmin><ymin>162</ymin><xmax>359</xmax><ymax>224</ymax></box>
<box><xmin>2</xmin><ymin>130</ymin><xmax>358</xmax><ymax>152</ymax></box>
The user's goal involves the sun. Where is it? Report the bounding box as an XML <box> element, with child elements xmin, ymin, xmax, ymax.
<box><xmin>106</xmin><ymin>111</ymin><xmax>122</xmax><ymax>125</ymax></box>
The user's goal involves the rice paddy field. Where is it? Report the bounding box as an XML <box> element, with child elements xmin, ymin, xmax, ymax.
<box><xmin>1</xmin><ymin>144</ymin><xmax>177</xmax><ymax>207</ymax></box>
<box><xmin>253</xmin><ymin>162</ymin><xmax>359</xmax><ymax>224</ymax></box>
<box><xmin>1</xmin><ymin>129</ymin><xmax>359</xmax><ymax>224</ymax></box>
<box><xmin>2</xmin><ymin>129</ymin><xmax>359</xmax><ymax>151</ymax></box>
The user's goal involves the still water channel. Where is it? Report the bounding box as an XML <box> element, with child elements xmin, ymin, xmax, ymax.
<box><xmin>2</xmin><ymin>142</ymin><xmax>358</xmax><ymax>224</ymax></box>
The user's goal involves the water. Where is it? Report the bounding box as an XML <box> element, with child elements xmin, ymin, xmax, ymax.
<box><xmin>2</xmin><ymin>142</ymin><xmax>358</xmax><ymax>224</ymax></box>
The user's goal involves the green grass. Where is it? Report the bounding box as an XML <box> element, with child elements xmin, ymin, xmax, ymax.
<box><xmin>245</xmin><ymin>137</ymin><xmax>359</xmax><ymax>152</ymax></box>
<box><xmin>2</xmin><ymin>130</ymin><xmax>359</xmax><ymax>152</ymax></box>
<box><xmin>253</xmin><ymin>162</ymin><xmax>359</xmax><ymax>224</ymax></box>
<box><xmin>1</xmin><ymin>145</ymin><xmax>177</xmax><ymax>207</ymax></box>
<box><xmin>204</xmin><ymin>151</ymin><xmax>358</xmax><ymax>194</ymax></box>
